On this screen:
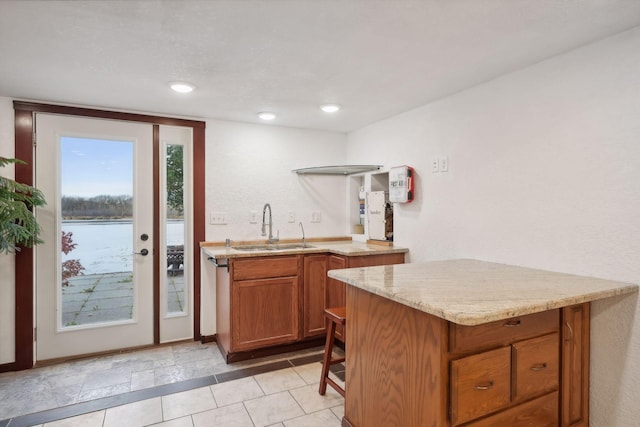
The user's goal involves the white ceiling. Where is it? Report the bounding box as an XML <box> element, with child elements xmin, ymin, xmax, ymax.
<box><xmin>1</xmin><ymin>0</ymin><xmax>639</xmax><ymax>133</ymax></box>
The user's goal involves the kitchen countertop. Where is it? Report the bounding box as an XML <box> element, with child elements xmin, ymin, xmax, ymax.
<box><xmin>327</xmin><ymin>258</ymin><xmax>638</xmax><ymax>326</ymax></box>
<box><xmin>201</xmin><ymin>239</ymin><xmax>408</xmax><ymax>260</ymax></box>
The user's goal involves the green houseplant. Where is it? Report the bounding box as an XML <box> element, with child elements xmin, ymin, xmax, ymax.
<box><xmin>0</xmin><ymin>156</ymin><xmax>46</xmax><ymax>254</ymax></box>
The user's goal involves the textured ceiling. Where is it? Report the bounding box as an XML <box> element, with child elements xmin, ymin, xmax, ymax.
<box><xmin>1</xmin><ymin>0</ymin><xmax>639</xmax><ymax>132</ymax></box>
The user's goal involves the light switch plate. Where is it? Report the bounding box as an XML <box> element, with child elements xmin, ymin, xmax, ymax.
<box><xmin>311</xmin><ymin>212</ymin><xmax>321</xmax><ymax>223</ymax></box>
<box><xmin>287</xmin><ymin>211</ymin><xmax>295</xmax><ymax>223</ymax></box>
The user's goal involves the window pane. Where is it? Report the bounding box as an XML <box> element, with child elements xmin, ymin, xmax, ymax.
<box><xmin>166</xmin><ymin>144</ymin><xmax>185</xmax><ymax>314</ymax></box>
<box><xmin>60</xmin><ymin>137</ymin><xmax>134</xmax><ymax>327</ymax></box>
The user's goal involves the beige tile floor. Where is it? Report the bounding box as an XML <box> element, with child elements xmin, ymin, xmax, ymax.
<box><xmin>31</xmin><ymin>363</ymin><xmax>345</xmax><ymax>427</ymax></box>
<box><xmin>0</xmin><ymin>341</ymin><xmax>345</xmax><ymax>427</ymax></box>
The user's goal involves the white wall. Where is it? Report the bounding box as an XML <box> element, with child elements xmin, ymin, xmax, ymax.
<box><xmin>200</xmin><ymin>119</ymin><xmax>347</xmax><ymax>337</ymax></box>
<box><xmin>204</xmin><ymin>119</ymin><xmax>348</xmax><ymax>242</ymax></box>
<box><xmin>347</xmin><ymin>27</ymin><xmax>640</xmax><ymax>427</ymax></box>
<box><xmin>0</xmin><ymin>97</ymin><xmax>16</xmax><ymax>364</ymax></box>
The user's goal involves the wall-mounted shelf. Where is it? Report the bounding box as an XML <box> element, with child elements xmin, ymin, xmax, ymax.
<box><xmin>292</xmin><ymin>165</ymin><xmax>382</xmax><ymax>175</ymax></box>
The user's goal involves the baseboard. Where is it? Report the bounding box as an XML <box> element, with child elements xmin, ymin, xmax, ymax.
<box><xmin>223</xmin><ymin>337</ymin><xmax>326</xmax><ymax>364</ymax></box>
<box><xmin>0</xmin><ymin>361</ymin><xmax>17</xmax><ymax>373</ymax></box>
<box><xmin>200</xmin><ymin>334</ymin><xmax>217</xmax><ymax>344</ymax></box>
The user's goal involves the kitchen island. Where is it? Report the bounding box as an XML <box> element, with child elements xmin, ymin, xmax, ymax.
<box><xmin>328</xmin><ymin>259</ymin><xmax>638</xmax><ymax>427</ymax></box>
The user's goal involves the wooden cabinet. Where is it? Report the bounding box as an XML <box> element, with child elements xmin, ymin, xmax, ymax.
<box><xmin>343</xmin><ymin>286</ymin><xmax>590</xmax><ymax>427</ymax></box>
<box><xmin>450</xmin><ymin>312</ymin><xmax>560</xmax><ymax>426</ymax></box>
<box><xmin>216</xmin><ymin>250</ymin><xmax>405</xmax><ymax>362</ymax></box>
<box><xmin>216</xmin><ymin>255</ymin><xmax>301</xmax><ymax>360</ymax></box>
<box><xmin>232</xmin><ymin>276</ymin><xmax>299</xmax><ymax>351</ymax></box>
<box><xmin>561</xmin><ymin>303</ymin><xmax>590</xmax><ymax>427</ymax></box>
<box><xmin>303</xmin><ymin>254</ymin><xmax>328</xmax><ymax>338</ymax></box>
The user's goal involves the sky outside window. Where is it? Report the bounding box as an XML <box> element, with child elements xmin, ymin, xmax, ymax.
<box><xmin>61</xmin><ymin>137</ymin><xmax>133</xmax><ymax>197</ymax></box>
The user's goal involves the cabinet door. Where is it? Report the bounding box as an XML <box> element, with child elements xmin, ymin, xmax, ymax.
<box><xmin>232</xmin><ymin>276</ymin><xmax>300</xmax><ymax>351</ymax></box>
<box><xmin>561</xmin><ymin>303</ymin><xmax>590</xmax><ymax>427</ymax></box>
<box><xmin>303</xmin><ymin>255</ymin><xmax>328</xmax><ymax>338</ymax></box>
<box><xmin>327</xmin><ymin>255</ymin><xmax>347</xmax><ymax>340</ymax></box>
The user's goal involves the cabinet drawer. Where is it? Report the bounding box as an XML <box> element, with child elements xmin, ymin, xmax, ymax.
<box><xmin>451</xmin><ymin>346</ymin><xmax>511</xmax><ymax>426</ymax></box>
<box><xmin>233</xmin><ymin>256</ymin><xmax>299</xmax><ymax>280</ymax></box>
<box><xmin>464</xmin><ymin>391</ymin><xmax>558</xmax><ymax>427</ymax></box>
<box><xmin>450</xmin><ymin>310</ymin><xmax>559</xmax><ymax>354</ymax></box>
<box><xmin>512</xmin><ymin>333</ymin><xmax>559</xmax><ymax>402</ymax></box>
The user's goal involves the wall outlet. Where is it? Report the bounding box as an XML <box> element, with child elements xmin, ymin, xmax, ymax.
<box><xmin>287</xmin><ymin>211</ymin><xmax>295</xmax><ymax>223</ymax></box>
<box><xmin>439</xmin><ymin>156</ymin><xmax>449</xmax><ymax>172</ymax></box>
<box><xmin>311</xmin><ymin>211</ymin><xmax>321</xmax><ymax>223</ymax></box>
<box><xmin>250</xmin><ymin>210</ymin><xmax>258</xmax><ymax>224</ymax></box>
<box><xmin>210</xmin><ymin>212</ymin><xmax>226</xmax><ymax>225</ymax></box>
<box><xmin>431</xmin><ymin>157</ymin><xmax>440</xmax><ymax>173</ymax></box>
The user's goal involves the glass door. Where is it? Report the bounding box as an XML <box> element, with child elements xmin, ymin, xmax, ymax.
<box><xmin>35</xmin><ymin>114</ymin><xmax>154</xmax><ymax>360</ymax></box>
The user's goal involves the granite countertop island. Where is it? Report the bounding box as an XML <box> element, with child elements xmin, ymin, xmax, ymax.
<box><xmin>329</xmin><ymin>258</ymin><xmax>639</xmax><ymax>427</ymax></box>
<box><xmin>327</xmin><ymin>258</ymin><xmax>638</xmax><ymax>326</ymax></box>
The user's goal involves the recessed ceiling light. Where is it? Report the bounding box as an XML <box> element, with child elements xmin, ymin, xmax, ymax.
<box><xmin>320</xmin><ymin>104</ymin><xmax>341</xmax><ymax>113</ymax></box>
<box><xmin>170</xmin><ymin>82</ymin><xmax>195</xmax><ymax>93</ymax></box>
<box><xmin>258</xmin><ymin>112</ymin><xmax>277</xmax><ymax>121</ymax></box>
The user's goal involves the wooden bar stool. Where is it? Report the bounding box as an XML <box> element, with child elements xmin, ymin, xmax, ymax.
<box><xmin>319</xmin><ymin>306</ymin><xmax>346</xmax><ymax>397</ymax></box>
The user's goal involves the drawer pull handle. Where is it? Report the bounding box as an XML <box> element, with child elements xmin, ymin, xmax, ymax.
<box><xmin>530</xmin><ymin>363</ymin><xmax>547</xmax><ymax>371</ymax></box>
<box><xmin>474</xmin><ymin>381</ymin><xmax>494</xmax><ymax>390</ymax></box>
<box><xmin>503</xmin><ymin>319</ymin><xmax>521</xmax><ymax>327</ymax></box>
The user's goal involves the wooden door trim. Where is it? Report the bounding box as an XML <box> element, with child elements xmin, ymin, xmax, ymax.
<box><xmin>6</xmin><ymin>101</ymin><xmax>205</xmax><ymax>371</ymax></box>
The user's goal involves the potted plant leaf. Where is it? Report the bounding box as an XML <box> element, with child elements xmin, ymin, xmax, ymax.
<box><xmin>0</xmin><ymin>157</ymin><xmax>46</xmax><ymax>254</ymax></box>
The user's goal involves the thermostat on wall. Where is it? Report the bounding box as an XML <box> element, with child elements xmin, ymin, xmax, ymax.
<box><xmin>389</xmin><ymin>166</ymin><xmax>414</xmax><ymax>203</ymax></box>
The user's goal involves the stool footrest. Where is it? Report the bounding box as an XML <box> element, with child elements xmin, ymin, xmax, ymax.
<box><xmin>329</xmin><ymin>357</ymin><xmax>345</xmax><ymax>365</ymax></box>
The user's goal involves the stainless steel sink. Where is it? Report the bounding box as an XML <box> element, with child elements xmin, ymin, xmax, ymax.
<box><xmin>232</xmin><ymin>243</ymin><xmax>313</xmax><ymax>251</ymax></box>
<box><xmin>273</xmin><ymin>243</ymin><xmax>314</xmax><ymax>250</ymax></box>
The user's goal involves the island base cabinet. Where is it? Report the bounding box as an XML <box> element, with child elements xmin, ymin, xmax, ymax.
<box><xmin>344</xmin><ymin>286</ymin><xmax>449</xmax><ymax>427</ymax></box>
<box><xmin>343</xmin><ymin>287</ymin><xmax>590</xmax><ymax>427</ymax></box>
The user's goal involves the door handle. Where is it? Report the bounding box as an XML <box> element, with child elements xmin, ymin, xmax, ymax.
<box><xmin>134</xmin><ymin>249</ymin><xmax>149</xmax><ymax>256</ymax></box>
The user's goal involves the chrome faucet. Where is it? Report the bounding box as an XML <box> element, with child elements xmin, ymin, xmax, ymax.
<box><xmin>261</xmin><ymin>203</ymin><xmax>278</xmax><ymax>243</ymax></box>
<box><xmin>299</xmin><ymin>222</ymin><xmax>306</xmax><ymax>247</ymax></box>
